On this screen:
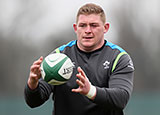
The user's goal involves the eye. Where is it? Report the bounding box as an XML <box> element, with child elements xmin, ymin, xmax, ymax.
<box><xmin>78</xmin><ymin>23</ymin><xmax>87</xmax><ymax>27</ymax></box>
<box><xmin>90</xmin><ymin>23</ymin><xmax>99</xmax><ymax>27</ymax></box>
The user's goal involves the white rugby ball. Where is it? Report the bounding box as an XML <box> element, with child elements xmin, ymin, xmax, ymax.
<box><xmin>40</xmin><ymin>53</ymin><xmax>74</xmax><ymax>85</ymax></box>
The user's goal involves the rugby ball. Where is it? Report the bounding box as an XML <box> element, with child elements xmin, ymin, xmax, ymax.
<box><xmin>40</xmin><ymin>53</ymin><xmax>74</xmax><ymax>85</ymax></box>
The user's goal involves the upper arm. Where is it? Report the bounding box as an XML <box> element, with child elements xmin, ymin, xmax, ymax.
<box><xmin>110</xmin><ymin>53</ymin><xmax>134</xmax><ymax>95</ymax></box>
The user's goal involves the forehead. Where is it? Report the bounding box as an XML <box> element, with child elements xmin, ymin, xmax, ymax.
<box><xmin>77</xmin><ymin>14</ymin><xmax>103</xmax><ymax>24</ymax></box>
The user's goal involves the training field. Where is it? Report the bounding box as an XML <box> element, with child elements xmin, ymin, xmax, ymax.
<box><xmin>0</xmin><ymin>93</ymin><xmax>160</xmax><ymax>115</ymax></box>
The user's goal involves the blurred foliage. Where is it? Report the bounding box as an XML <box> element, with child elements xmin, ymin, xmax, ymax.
<box><xmin>0</xmin><ymin>31</ymin><xmax>75</xmax><ymax>96</ymax></box>
<box><xmin>0</xmin><ymin>0</ymin><xmax>160</xmax><ymax>115</ymax></box>
<box><xmin>0</xmin><ymin>0</ymin><xmax>160</xmax><ymax>98</ymax></box>
<box><xmin>112</xmin><ymin>2</ymin><xmax>160</xmax><ymax>92</ymax></box>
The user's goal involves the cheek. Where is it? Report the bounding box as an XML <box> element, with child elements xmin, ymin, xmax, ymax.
<box><xmin>94</xmin><ymin>29</ymin><xmax>104</xmax><ymax>36</ymax></box>
<box><xmin>76</xmin><ymin>30</ymin><xmax>83</xmax><ymax>37</ymax></box>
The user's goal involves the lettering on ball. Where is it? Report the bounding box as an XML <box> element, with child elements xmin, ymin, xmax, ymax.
<box><xmin>63</xmin><ymin>66</ymin><xmax>73</xmax><ymax>75</ymax></box>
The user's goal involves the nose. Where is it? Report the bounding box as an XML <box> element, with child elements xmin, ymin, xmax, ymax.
<box><xmin>85</xmin><ymin>26</ymin><xmax>92</xmax><ymax>34</ymax></box>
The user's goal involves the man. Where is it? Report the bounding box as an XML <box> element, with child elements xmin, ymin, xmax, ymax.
<box><xmin>24</xmin><ymin>3</ymin><xmax>134</xmax><ymax>115</ymax></box>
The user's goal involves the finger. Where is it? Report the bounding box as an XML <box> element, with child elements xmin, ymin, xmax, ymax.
<box><xmin>76</xmin><ymin>79</ymin><xmax>84</xmax><ymax>87</ymax></box>
<box><xmin>76</xmin><ymin>73</ymin><xmax>85</xmax><ymax>83</ymax></box>
<box><xmin>72</xmin><ymin>88</ymin><xmax>82</xmax><ymax>93</ymax></box>
<box><xmin>38</xmin><ymin>67</ymin><xmax>42</xmax><ymax>74</ymax></box>
<box><xmin>31</xmin><ymin>66</ymin><xmax>41</xmax><ymax>77</ymax></box>
<box><xmin>77</xmin><ymin>67</ymin><xmax>86</xmax><ymax>78</ymax></box>
<box><xmin>30</xmin><ymin>64</ymin><xmax>40</xmax><ymax>72</ymax></box>
<box><xmin>30</xmin><ymin>73</ymin><xmax>38</xmax><ymax>78</ymax></box>
<box><xmin>33</xmin><ymin>59</ymin><xmax>40</xmax><ymax>65</ymax></box>
<box><xmin>39</xmin><ymin>56</ymin><xmax>43</xmax><ymax>60</ymax></box>
<box><xmin>33</xmin><ymin>56</ymin><xmax>43</xmax><ymax>65</ymax></box>
<box><xmin>78</xmin><ymin>67</ymin><xmax>90</xmax><ymax>82</ymax></box>
<box><xmin>30</xmin><ymin>69</ymin><xmax>41</xmax><ymax>79</ymax></box>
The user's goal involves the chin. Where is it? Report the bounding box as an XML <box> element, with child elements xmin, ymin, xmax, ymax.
<box><xmin>82</xmin><ymin>42</ymin><xmax>94</xmax><ymax>48</ymax></box>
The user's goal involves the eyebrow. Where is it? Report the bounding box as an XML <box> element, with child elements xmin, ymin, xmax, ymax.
<box><xmin>78</xmin><ymin>22</ymin><xmax>99</xmax><ymax>25</ymax></box>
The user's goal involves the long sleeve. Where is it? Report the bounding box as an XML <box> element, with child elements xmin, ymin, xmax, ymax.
<box><xmin>93</xmin><ymin>54</ymin><xmax>134</xmax><ymax>110</ymax></box>
<box><xmin>24</xmin><ymin>78</ymin><xmax>53</xmax><ymax>108</ymax></box>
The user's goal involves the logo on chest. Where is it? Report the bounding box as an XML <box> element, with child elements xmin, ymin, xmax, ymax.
<box><xmin>103</xmin><ymin>60</ymin><xmax>110</xmax><ymax>69</ymax></box>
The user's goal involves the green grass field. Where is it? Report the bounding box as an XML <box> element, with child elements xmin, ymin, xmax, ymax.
<box><xmin>0</xmin><ymin>93</ymin><xmax>160</xmax><ymax>115</ymax></box>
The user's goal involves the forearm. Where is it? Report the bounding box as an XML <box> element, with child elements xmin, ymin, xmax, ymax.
<box><xmin>93</xmin><ymin>87</ymin><xmax>130</xmax><ymax>110</ymax></box>
<box><xmin>24</xmin><ymin>79</ymin><xmax>53</xmax><ymax>108</ymax></box>
<box><xmin>93</xmin><ymin>71</ymin><xmax>134</xmax><ymax>110</ymax></box>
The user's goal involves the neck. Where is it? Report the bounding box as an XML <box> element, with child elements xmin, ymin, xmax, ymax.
<box><xmin>77</xmin><ymin>40</ymin><xmax>105</xmax><ymax>53</ymax></box>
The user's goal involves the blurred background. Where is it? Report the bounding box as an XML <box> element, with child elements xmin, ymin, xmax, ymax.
<box><xmin>0</xmin><ymin>0</ymin><xmax>160</xmax><ymax>115</ymax></box>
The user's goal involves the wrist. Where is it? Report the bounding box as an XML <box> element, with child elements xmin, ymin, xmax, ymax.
<box><xmin>27</xmin><ymin>78</ymin><xmax>39</xmax><ymax>90</ymax></box>
<box><xmin>85</xmin><ymin>84</ymin><xmax>96</xmax><ymax>99</ymax></box>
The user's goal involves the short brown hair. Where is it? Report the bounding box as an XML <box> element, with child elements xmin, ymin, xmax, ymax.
<box><xmin>76</xmin><ymin>3</ymin><xmax>106</xmax><ymax>24</ymax></box>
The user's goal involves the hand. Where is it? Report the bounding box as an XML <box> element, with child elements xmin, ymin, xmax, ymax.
<box><xmin>27</xmin><ymin>56</ymin><xmax>43</xmax><ymax>90</ymax></box>
<box><xmin>72</xmin><ymin>67</ymin><xmax>96</xmax><ymax>99</ymax></box>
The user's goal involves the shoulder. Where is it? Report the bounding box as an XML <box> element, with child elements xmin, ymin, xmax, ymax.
<box><xmin>104</xmin><ymin>40</ymin><xmax>134</xmax><ymax>72</ymax></box>
<box><xmin>54</xmin><ymin>40</ymin><xmax>76</xmax><ymax>53</ymax></box>
<box><xmin>104</xmin><ymin>40</ymin><xmax>128</xmax><ymax>64</ymax></box>
<box><xmin>105</xmin><ymin>40</ymin><xmax>125</xmax><ymax>53</ymax></box>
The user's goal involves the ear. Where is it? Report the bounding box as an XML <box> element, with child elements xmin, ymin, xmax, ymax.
<box><xmin>104</xmin><ymin>23</ymin><xmax>110</xmax><ymax>33</ymax></box>
<box><xmin>73</xmin><ymin>23</ymin><xmax>77</xmax><ymax>32</ymax></box>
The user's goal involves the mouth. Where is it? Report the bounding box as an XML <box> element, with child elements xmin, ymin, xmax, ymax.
<box><xmin>83</xmin><ymin>37</ymin><xmax>93</xmax><ymax>39</ymax></box>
